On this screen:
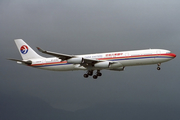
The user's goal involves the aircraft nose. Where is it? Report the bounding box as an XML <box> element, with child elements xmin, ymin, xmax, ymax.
<box><xmin>170</xmin><ymin>53</ymin><xmax>176</xmax><ymax>58</ymax></box>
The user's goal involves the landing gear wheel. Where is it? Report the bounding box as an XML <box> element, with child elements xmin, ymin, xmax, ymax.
<box><xmin>97</xmin><ymin>72</ymin><xmax>102</xmax><ymax>76</ymax></box>
<box><xmin>88</xmin><ymin>71</ymin><xmax>93</xmax><ymax>76</ymax></box>
<box><xmin>93</xmin><ymin>75</ymin><xmax>98</xmax><ymax>79</ymax></box>
<box><xmin>157</xmin><ymin>67</ymin><xmax>161</xmax><ymax>70</ymax></box>
<box><xmin>84</xmin><ymin>74</ymin><xmax>89</xmax><ymax>78</ymax></box>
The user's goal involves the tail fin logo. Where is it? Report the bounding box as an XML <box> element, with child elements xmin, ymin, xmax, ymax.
<box><xmin>20</xmin><ymin>45</ymin><xmax>28</xmax><ymax>54</ymax></box>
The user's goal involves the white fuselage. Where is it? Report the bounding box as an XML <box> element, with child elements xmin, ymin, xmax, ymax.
<box><xmin>27</xmin><ymin>49</ymin><xmax>176</xmax><ymax>71</ymax></box>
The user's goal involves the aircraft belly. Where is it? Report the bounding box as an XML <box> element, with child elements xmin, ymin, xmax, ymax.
<box><xmin>120</xmin><ymin>58</ymin><xmax>155</xmax><ymax>66</ymax></box>
<box><xmin>37</xmin><ymin>64</ymin><xmax>76</xmax><ymax>71</ymax></box>
<box><xmin>121</xmin><ymin>56</ymin><xmax>173</xmax><ymax>67</ymax></box>
<box><xmin>153</xmin><ymin>57</ymin><xmax>172</xmax><ymax>63</ymax></box>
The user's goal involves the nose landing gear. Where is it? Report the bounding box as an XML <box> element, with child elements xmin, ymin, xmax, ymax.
<box><xmin>157</xmin><ymin>63</ymin><xmax>161</xmax><ymax>70</ymax></box>
<box><xmin>157</xmin><ymin>67</ymin><xmax>161</xmax><ymax>70</ymax></box>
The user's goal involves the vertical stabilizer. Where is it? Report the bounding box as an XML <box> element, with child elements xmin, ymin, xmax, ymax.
<box><xmin>14</xmin><ymin>39</ymin><xmax>44</xmax><ymax>60</ymax></box>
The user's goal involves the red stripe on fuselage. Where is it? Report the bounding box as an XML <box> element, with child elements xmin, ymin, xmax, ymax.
<box><xmin>30</xmin><ymin>53</ymin><xmax>176</xmax><ymax>67</ymax></box>
<box><xmin>30</xmin><ymin>61</ymin><xmax>67</xmax><ymax>67</ymax></box>
<box><xmin>98</xmin><ymin>53</ymin><xmax>176</xmax><ymax>61</ymax></box>
<box><xmin>161</xmin><ymin>53</ymin><xmax>176</xmax><ymax>58</ymax></box>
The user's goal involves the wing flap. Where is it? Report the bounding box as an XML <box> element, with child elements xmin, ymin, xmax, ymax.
<box><xmin>83</xmin><ymin>58</ymin><xmax>99</xmax><ymax>63</ymax></box>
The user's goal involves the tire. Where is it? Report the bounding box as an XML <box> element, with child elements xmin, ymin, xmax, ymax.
<box><xmin>84</xmin><ymin>74</ymin><xmax>88</xmax><ymax>78</ymax></box>
<box><xmin>157</xmin><ymin>67</ymin><xmax>161</xmax><ymax>70</ymax></box>
<box><xmin>93</xmin><ymin>75</ymin><xmax>98</xmax><ymax>79</ymax></box>
<box><xmin>97</xmin><ymin>72</ymin><xmax>102</xmax><ymax>76</ymax></box>
<box><xmin>88</xmin><ymin>71</ymin><xmax>93</xmax><ymax>76</ymax></box>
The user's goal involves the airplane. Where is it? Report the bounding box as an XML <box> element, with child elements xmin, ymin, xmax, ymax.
<box><xmin>9</xmin><ymin>39</ymin><xmax>176</xmax><ymax>79</ymax></box>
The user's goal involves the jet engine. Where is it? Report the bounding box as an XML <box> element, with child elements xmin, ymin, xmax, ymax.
<box><xmin>94</xmin><ymin>61</ymin><xmax>123</xmax><ymax>69</ymax></box>
<box><xmin>109</xmin><ymin>62</ymin><xmax>122</xmax><ymax>68</ymax></box>
<box><xmin>109</xmin><ymin>67</ymin><xmax>125</xmax><ymax>71</ymax></box>
<box><xmin>94</xmin><ymin>61</ymin><xmax>110</xmax><ymax>68</ymax></box>
<box><xmin>67</xmin><ymin>57</ymin><xmax>83</xmax><ymax>64</ymax></box>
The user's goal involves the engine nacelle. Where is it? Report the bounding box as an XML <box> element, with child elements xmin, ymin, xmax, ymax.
<box><xmin>109</xmin><ymin>67</ymin><xmax>125</xmax><ymax>71</ymax></box>
<box><xmin>94</xmin><ymin>61</ymin><xmax>110</xmax><ymax>68</ymax></box>
<box><xmin>109</xmin><ymin>62</ymin><xmax>122</xmax><ymax>68</ymax></box>
<box><xmin>67</xmin><ymin>57</ymin><xmax>83</xmax><ymax>64</ymax></box>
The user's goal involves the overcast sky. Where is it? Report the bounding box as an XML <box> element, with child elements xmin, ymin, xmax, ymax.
<box><xmin>1</xmin><ymin>0</ymin><xmax>180</xmax><ymax>113</ymax></box>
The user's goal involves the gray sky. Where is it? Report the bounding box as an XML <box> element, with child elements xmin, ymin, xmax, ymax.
<box><xmin>1</xmin><ymin>0</ymin><xmax>180</xmax><ymax>112</ymax></box>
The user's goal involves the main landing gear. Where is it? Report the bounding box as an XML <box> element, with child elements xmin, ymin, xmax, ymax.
<box><xmin>157</xmin><ymin>63</ymin><xmax>161</xmax><ymax>70</ymax></box>
<box><xmin>83</xmin><ymin>70</ymin><xmax>93</xmax><ymax>78</ymax></box>
<box><xmin>83</xmin><ymin>70</ymin><xmax>102</xmax><ymax>79</ymax></box>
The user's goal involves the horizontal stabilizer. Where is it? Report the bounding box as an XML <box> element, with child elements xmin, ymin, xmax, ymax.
<box><xmin>8</xmin><ymin>58</ymin><xmax>32</xmax><ymax>65</ymax></box>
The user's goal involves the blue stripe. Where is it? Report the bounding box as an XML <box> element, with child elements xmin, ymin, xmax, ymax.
<box><xmin>33</xmin><ymin>63</ymin><xmax>71</xmax><ymax>68</ymax></box>
<box><xmin>110</xmin><ymin>56</ymin><xmax>173</xmax><ymax>61</ymax></box>
<box><xmin>33</xmin><ymin>56</ymin><xmax>173</xmax><ymax>68</ymax></box>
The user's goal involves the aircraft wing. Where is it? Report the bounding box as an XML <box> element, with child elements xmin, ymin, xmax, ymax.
<box><xmin>81</xmin><ymin>58</ymin><xmax>100</xmax><ymax>66</ymax></box>
<box><xmin>37</xmin><ymin>47</ymin><xmax>118</xmax><ymax>67</ymax></box>
<box><xmin>37</xmin><ymin>47</ymin><xmax>101</xmax><ymax>62</ymax></box>
<box><xmin>37</xmin><ymin>47</ymin><xmax>73</xmax><ymax>60</ymax></box>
